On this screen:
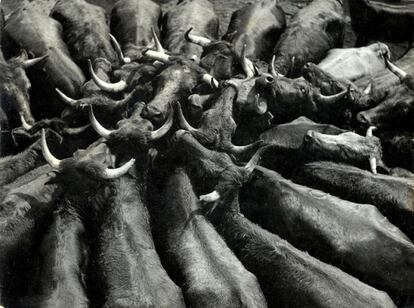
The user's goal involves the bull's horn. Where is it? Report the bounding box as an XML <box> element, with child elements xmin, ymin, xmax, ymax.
<box><xmin>385</xmin><ymin>58</ymin><xmax>407</xmax><ymax>80</ymax></box>
<box><xmin>241</xmin><ymin>41</ymin><xmax>255</xmax><ymax>78</ymax></box>
<box><xmin>88</xmin><ymin>106</ymin><xmax>114</xmax><ymax>138</ymax></box>
<box><xmin>109</xmin><ymin>34</ymin><xmax>131</xmax><ymax>64</ymax></box>
<box><xmin>150</xmin><ymin>106</ymin><xmax>174</xmax><ymax>140</ymax></box>
<box><xmin>143</xmin><ymin>49</ymin><xmax>171</xmax><ymax>63</ymax></box>
<box><xmin>369</xmin><ymin>157</ymin><xmax>377</xmax><ymax>174</ymax></box>
<box><xmin>88</xmin><ymin>59</ymin><xmax>127</xmax><ymax>93</ymax></box>
<box><xmin>228</xmin><ymin>140</ymin><xmax>263</xmax><ymax>155</ymax></box>
<box><xmin>199</xmin><ymin>190</ymin><xmax>220</xmax><ymax>202</ymax></box>
<box><xmin>270</xmin><ymin>55</ymin><xmax>284</xmax><ymax>78</ymax></box>
<box><xmin>23</xmin><ymin>54</ymin><xmax>48</xmax><ymax>69</ymax></box>
<box><xmin>101</xmin><ymin>158</ymin><xmax>135</xmax><ymax>179</ymax></box>
<box><xmin>244</xmin><ymin>144</ymin><xmax>266</xmax><ymax>173</ymax></box>
<box><xmin>41</xmin><ymin>129</ymin><xmax>62</xmax><ymax>169</ymax></box>
<box><xmin>63</xmin><ymin>124</ymin><xmax>91</xmax><ymax>135</ymax></box>
<box><xmin>363</xmin><ymin>83</ymin><xmax>372</xmax><ymax>95</ymax></box>
<box><xmin>55</xmin><ymin>88</ymin><xmax>80</xmax><ymax>107</ymax></box>
<box><xmin>201</xmin><ymin>74</ymin><xmax>220</xmax><ymax>89</ymax></box>
<box><xmin>176</xmin><ymin>102</ymin><xmax>198</xmax><ymax>133</ymax></box>
<box><xmin>20</xmin><ymin>114</ymin><xmax>33</xmax><ymax>130</ymax></box>
<box><xmin>366</xmin><ymin>126</ymin><xmax>376</xmax><ymax>137</ymax></box>
<box><xmin>317</xmin><ymin>87</ymin><xmax>349</xmax><ymax>104</ymax></box>
<box><xmin>151</xmin><ymin>27</ymin><xmax>164</xmax><ymax>53</ymax></box>
<box><xmin>184</xmin><ymin>28</ymin><xmax>212</xmax><ymax>47</ymax></box>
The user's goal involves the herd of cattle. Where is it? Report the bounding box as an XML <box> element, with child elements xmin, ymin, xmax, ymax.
<box><xmin>1</xmin><ymin>0</ymin><xmax>414</xmax><ymax>307</ymax></box>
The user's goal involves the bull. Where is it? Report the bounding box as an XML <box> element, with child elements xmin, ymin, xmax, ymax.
<box><xmin>302</xmin><ymin>62</ymin><xmax>376</xmax><ymax>111</ymax></box>
<box><xmin>380</xmin><ymin>130</ymin><xmax>414</xmax><ymax>173</ymax></box>
<box><xmin>171</xmin><ymin>130</ymin><xmax>396</xmax><ymax>308</ymax></box>
<box><xmin>301</xmin><ymin>126</ymin><xmax>384</xmax><ymax>174</ymax></box>
<box><xmin>0</xmin><ymin>164</ymin><xmax>63</xmax><ymax>306</ymax></box>
<box><xmin>162</xmin><ymin>0</ymin><xmax>219</xmax><ymax>59</ymax></box>
<box><xmin>151</xmin><ymin>167</ymin><xmax>267</xmax><ymax>307</ymax></box>
<box><xmin>184</xmin><ymin>0</ymin><xmax>285</xmax><ymax>79</ymax></box>
<box><xmin>110</xmin><ymin>0</ymin><xmax>162</xmax><ymax>63</ymax></box>
<box><xmin>251</xmin><ymin>71</ymin><xmax>351</xmax><ymax>124</ymax></box>
<box><xmin>317</xmin><ymin>43</ymin><xmax>390</xmax><ymax>82</ymax></box>
<box><xmin>0</xmin><ymin>50</ymin><xmax>46</xmax><ymax>129</ymax></box>
<box><xmin>349</xmin><ymin>0</ymin><xmax>414</xmax><ymax>46</ymax></box>
<box><xmin>293</xmin><ymin>161</ymin><xmax>414</xmax><ymax>240</ymax></box>
<box><xmin>51</xmin><ymin>0</ymin><xmax>118</xmax><ymax>73</ymax></box>
<box><xmin>176</xmin><ymin>85</ymin><xmax>263</xmax><ymax>154</ymax></box>
<box><xmin>90</xmin><ymin>173</ymin><xmax>185</xmax><ymax>308</ymax></box>
<box><xmin>240</xmin><ymin>165</ymin><xmax>414</xmax><ymax>296</ymax></box>
<box><xmin>272</xmin><ymin>0</ymin><xmax>345</xmax><ymax>77</ymax></box>
<box><xmin>4</xmin><ymin>5</ymin><xmax>86</xmax><ymax>117</ymax></box>
<box><xmin>356</xmin><ymin>85</ymin><xmax>414</xmax><ymax>129</ymax></box>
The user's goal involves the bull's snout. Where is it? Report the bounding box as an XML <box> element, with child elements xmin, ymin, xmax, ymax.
<box><xmin>141</xmin><ymin>105</ymin><xmax>165</xmax><ymax>123</ymax></box>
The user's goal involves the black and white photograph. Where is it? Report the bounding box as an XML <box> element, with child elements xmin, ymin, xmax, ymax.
<box><xmin>0</xmin><ymin>0</ymin><xmax>413</xmax><ymax>306</ymax></box>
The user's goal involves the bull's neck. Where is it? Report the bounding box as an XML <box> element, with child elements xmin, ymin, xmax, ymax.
<box><xmin>213</xmin><ymin>86</ymin><xmax>237</xmax><ymax>114</ymax></box>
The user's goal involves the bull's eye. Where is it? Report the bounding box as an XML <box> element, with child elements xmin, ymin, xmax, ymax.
<box><xmin>300</xmin><ymin>87</ymin><xmax>306</xmax><ymax>94</ymax></box>
<box><xmin>265</xmin><ymin>76</ymin><xmax>274</xmax><ymax>83</ymax></box>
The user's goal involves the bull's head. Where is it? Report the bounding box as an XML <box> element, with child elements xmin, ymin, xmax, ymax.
<box><xmin>301</xmin><ymin>127</ymin><xmax>383</xmax><ymax>174</ymax></box>
<box><xmin>185</xmin><ymin>28</ymin><xmax>257</xmax><ymax>80</ymax></box>
<box><xmin>252</xmin><ymin>69</ymin><xmax>350</xmax><ymax>122</ymax></box>
<box><xmin>0</xmin><ymin>50</ymin><xmax>47</xmax><ymax>128</ymax></box>
<box><xmin>139</xmin><ymin>54</ymin><xmax>219</xmax><ymax>124</ymax></box>
<box><xmin>88</xmin><ymin>104</ymin><xmax>173</xmax><ymax>160</ymax></box>
<box><xmin>357</xmin><ymin>86</ymin><xmax>414</xmax><ymax>128</ymax></box>
<box><xmin>41</xmin><ymin>129</ymin><xmax>135</xmax><ymax>184</ymax></box>
<box><xmin>302</xmin><ymin>62</ymin><xmax>374</xmax><ymax>110</ymax></box>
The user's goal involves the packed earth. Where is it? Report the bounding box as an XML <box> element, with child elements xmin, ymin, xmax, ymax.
<box><xmin>1</xmin><ymin>0</ymin><xmax>414</xmax><ymax>307</ymax></box>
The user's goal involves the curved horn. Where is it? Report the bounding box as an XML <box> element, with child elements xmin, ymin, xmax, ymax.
<box><xmin>366</xmin><ymin>126</ymin><xmax>376</xmax><ymax>137</ymax></box>
<box><xmin>151</xmin><ymin>27</ymin><xmax>164</xmax><ymax>54</ymax></box>
<box><xmin>41</xmin><ymin>129</ymin><xmax>62</xmax><ymax>169</ymax></box>
<box><xmin>88</xmin><ymin>106</ymin><xmax>114</xmax><ymax>138</ymax></box>
<box><xmin>63</xmin><ymin>124</ymin><xmax>91</xmax><ymax>135</ymax></box>
<box><xmin>201</xmin><ymin>74</ymin><xmax>220</xmax><ymax>89</ymax></box>
<box><xmin>150</xmin><ymin>106</ymin><xmax>174</xmax><ymax>140</ymax></box>
<box><xmin>20</xmin><ymin>114</ymin><xmax>33</xmax><ymax>130</ymax></box>
<box><xmin>385</xmin><ymin>57</ymin><xmax>407</xmax><ymax>80</ymax></box>
<box><xmin>369</xmin><ymin>157</ymin><xmax>377</xmax><ymax>174</ymax></box>
<box><xmin>175</xmin><ymin>102</ymin><xmax>199</xmax><ymax>133</ymax></box>
<box><xmin>240</xmin><ymin>41</ymin><xmax>255</xmax><ymax>78</ymax></box>
<box><xmin>23</xmin><ymin>54</ymin><xmax>48</xmax><ymax>69</ymax></box>
<box><xmin>244</xmin><ymin>144</ymin><xmax>267</xmax><ymax>173</ymax></box>
<box><xmin>363</xmin><ymin>83</ymin><xmax>372</xmax><ymax>95</ymax></box>
<box><xmin>109</xmin><ymin>34</ymin><xmax>131</xmax><ymax>64</ymax></box>
<box><xmin>88</xmin><ymin>59</ymin><xmax>127</xmax><ymax>93</ymax></box>
<box><xmin>270</xmin><ymin>55</ymin><xmax>285</xmax><ymax>78</ymax></box>
<box><xmin>199</xmin><ymin>190</ymin><xmax>220</xmax><ymax>202</ymax></box>
<box><xmin>55</xmin><ymin>88</ymin><xmax>80</xmax><ymax>107</ymax></box>
<box><xmin>143</xmin><ymin>49</ymin><xmax>171</xmax><ymax>63</ymax></box>
<box><xmin>184</xmin><ymin>28</ymin><xmax>211</xmax><ymax>47</ymax></box>
<box><xmin>316</xmin><ymin>87</ymin><xmax>349</xmax><ymax>104</ymax></box>
<box><xmin>101</xmin><ymin>158</ymin><xmax>135</xmax><ymax>179</ymax></box>
<box><xmin>227</xmin><ymin>140</ymin><xmax>263</xmax><ymax>155</ymax></box>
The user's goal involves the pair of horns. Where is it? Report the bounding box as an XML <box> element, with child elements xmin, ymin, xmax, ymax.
<box><xmin>41</xmin><ymin>129</ymin><xmax>135</xmax><ymax>179</ymax></box>
<box><xmin>199</xmin><ymin>144</ymin><xmax>267</xmax><ymax>203</ymax></box>
<box><xmin>88</xmin><ymin>105</ymin><xmax>173</xmax><ymax>141</ymax></box>
<box><xmin>176</xmin><ymin>101</ymin><xmax>262</xmax><ymax>155</ymax></box>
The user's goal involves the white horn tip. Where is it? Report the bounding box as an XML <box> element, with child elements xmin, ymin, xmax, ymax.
<box><xmin>199</xmin><ymin>191</ymin><xmax>220</xmax><ymax>203</ymax></box>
